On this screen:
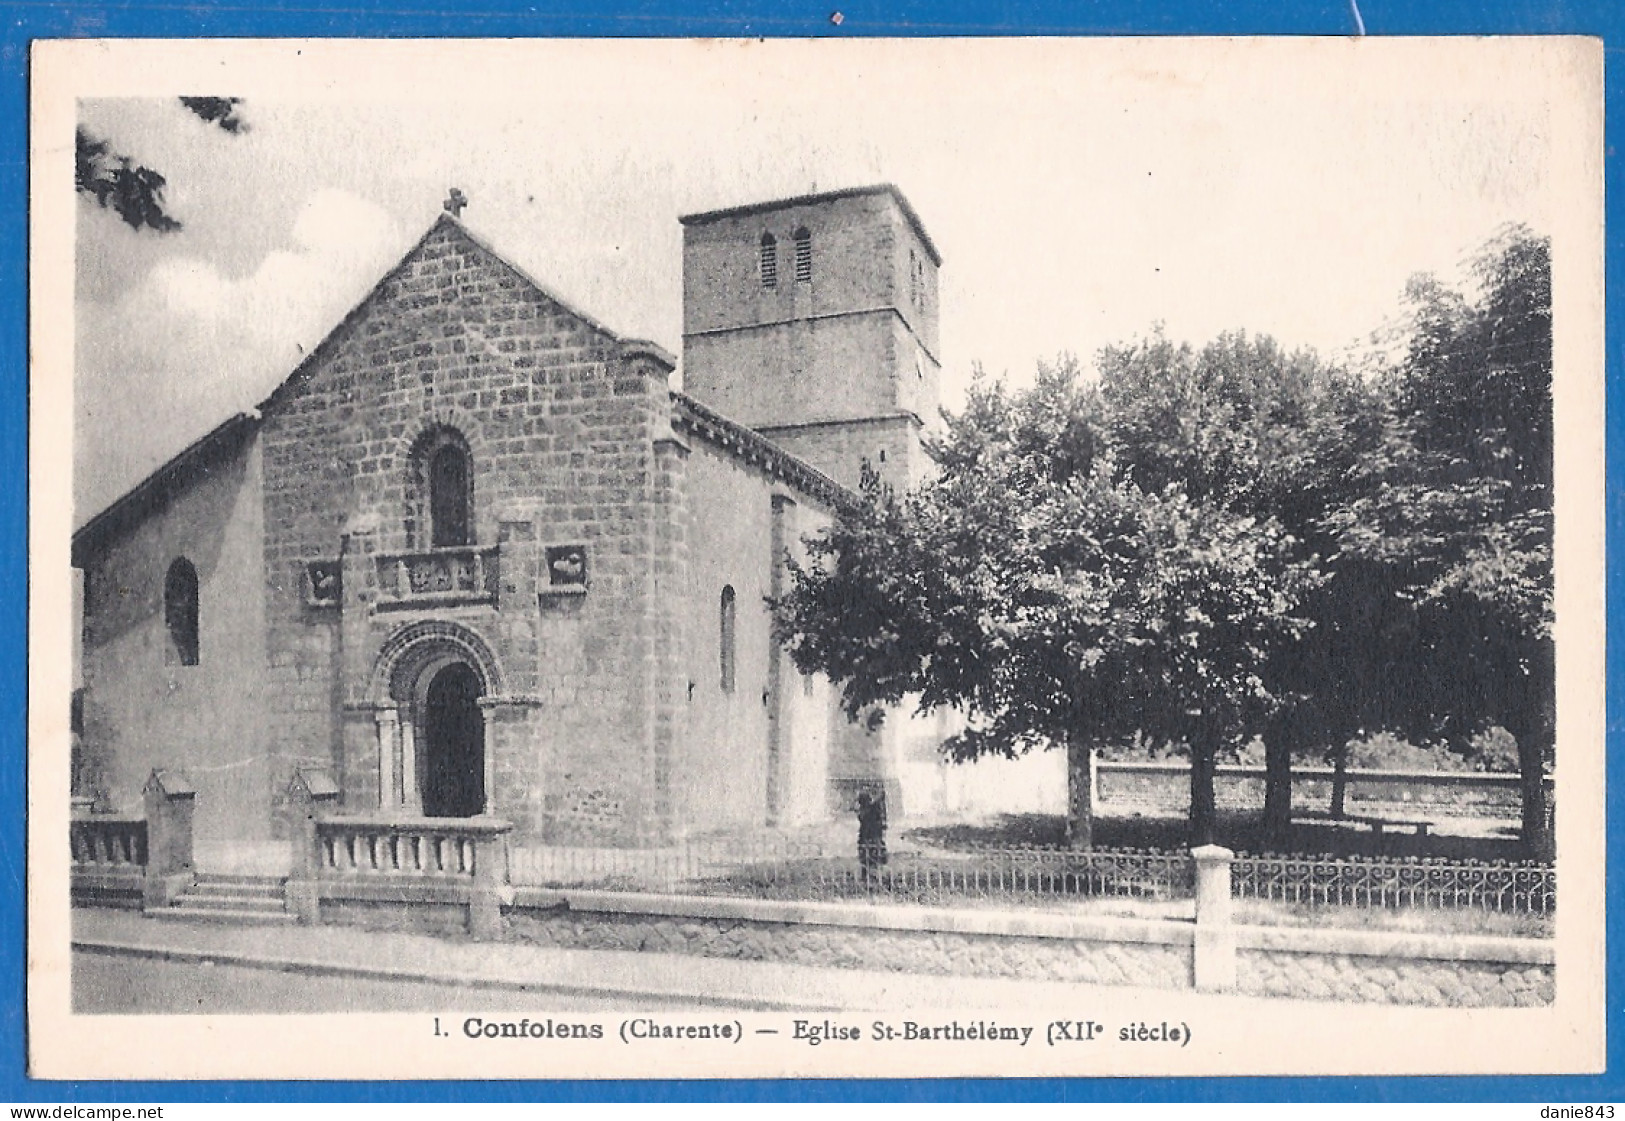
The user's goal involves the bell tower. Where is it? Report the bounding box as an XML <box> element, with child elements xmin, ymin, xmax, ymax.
<box><xmin>679</xmin><ymin>185</ymin><xmax>942</xmax><ymax>492</ymax></box>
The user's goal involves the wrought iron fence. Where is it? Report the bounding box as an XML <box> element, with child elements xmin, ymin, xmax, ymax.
<box><xmin>511</xmin><ymin>836</ymin><xmax>1555</xmax><ymax>916</ymax></box>
<box><xmin>510</xmin><ymin>838</ymin><xmax>1193</xmax><ymax>905</ymax></box>
<box><xmin>1230</xmin><ymin>853</ymin><xmax>1555</xmax><ymax>915</ymax></box>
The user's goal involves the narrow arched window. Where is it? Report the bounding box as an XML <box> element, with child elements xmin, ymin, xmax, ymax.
<box><xmin>164</xmin><ymin>558</ymin><xmax>199</xmax><ymax>666</ymax></box>
<box><xmin>719</xmin><ymin>585</ymin><xmax>737</xmax><ymax>694</ymax></box>
<box><xmin>793</xmin><ymin>227</ymin><xmax>812</xmax><ymax>283</ymax></box>
<box><xmin>408</xmin><ymin>427</ymin><xmax>475</xmax><ymax>549</ymax></box>
<box><xmin>430</xmin><ymin>443</ymin><xmax>472</xmax><ymax>547</ymax></box>
<box><xmin>759</xmin><ymin>232</ymin><xmax>777</xmax><ymax>289</ymax></box>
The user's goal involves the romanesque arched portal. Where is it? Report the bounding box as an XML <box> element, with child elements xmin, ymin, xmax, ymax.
<box><xmin>368</xmin><ymin>620</ymin><xmax>506</xmax><ymax>817</ymax></box>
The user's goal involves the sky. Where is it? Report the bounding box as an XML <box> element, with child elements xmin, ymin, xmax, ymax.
<box><xmin>66</xmin><ymin>38</ymin><xmax>1565</xmax><ymax>517</ymax></box>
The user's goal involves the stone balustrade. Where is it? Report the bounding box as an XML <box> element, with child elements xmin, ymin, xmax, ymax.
<box><xmin>374</xmin><ymin>546</ymin><xmax>499</xmax><ymax>608</ymax></box>
<box><xmin>70</xmin><ymin>812</ymin><xmax>149</xmax><ymax>908</ymax></box>
<box><xmin>70</xmin><ymin>813</ymin><xmax>147</xmax><ymax>870</ymax></box>
<box><xmin>288</xmin><ymin>811</ymin><xmax>514</xmax><ymax>939</ymax></box>
<box><xmin>313</xmin><ymin>815</ymin><xmax>509</xmax><ymax>879</ymax></box>
<box><xmin>69</xmin><ymin>768</ymin><xmax>197</xmax><ymax>910</ymax></box>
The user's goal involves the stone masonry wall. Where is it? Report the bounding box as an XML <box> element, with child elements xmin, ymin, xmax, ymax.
<box><xmin>507</xmin><ymin>908</ymin><xmax>1192</xmax><ymax>990</ymax></box>
<box><xmin>1098</xmin><ymin>766</ymin><xmax>1525</xmax><ymax>820</ymax></box>
<box><xmin>498</xmin><ymin>903</ymin><xmax>1550</xmax><ymax>1007</ymax></box>
<box><xmin>290</xmin><ymin>882</ymin><xmax>1556</xmax><ymax>1009</ymax></box>
<box><xmin>672</xmin><ymin>440</ymin><xmax>775</xmax><ymax>834</ymax></box>
<box><xmin>257</xmin><ymin>215</ymin><xmax>675</xmax><ymax>843</ymax></box>
<box><xmin>756</xmin><ymin>414</ymin><xmax>926</xmax><ymax>499</ymax></box>
<box><xmin>1239</xmin><ymin>949</ymin><xmax>1553</xmax><ymax>1007</ymax></box>
<box><xmin>663</xmin><ymin>433</ymin><xmax>847</xmax><ymax>835</ymax></box>
<box><xmin>76</xmin><ymin>436</ymin><xmax>273</xmax><ymax>842</ymax></box>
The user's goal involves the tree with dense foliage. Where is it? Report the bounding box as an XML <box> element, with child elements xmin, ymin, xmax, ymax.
<box><xmin>775</xmin><ymin>224</ymin><xmax>1552</xmax><ymax>857</ymax></box>
<box><xmin>1329</xmin><ymin>225</ymin><xmax>1554</xmax><ymax>856</ymax></box>
<box><xmin>76</xmin><ymin>97</ymin><xmax>247</xmax><ymax>233</ymax></box>
<box><xmin>773</xmin><ymin>360</ymin><xmax>1321</xmax><ymax>846</ymax></box>
<box><xmin>1096</xmin><ymin>330</ymin><xmax>1390</xmax><ymax>840</ymax></box>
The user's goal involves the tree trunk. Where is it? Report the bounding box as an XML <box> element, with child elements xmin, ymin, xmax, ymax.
<box><xmin>1188</xmin><ymin>724</ymin><xmax>1219</xmax><ymax>847</ymax></box>
<box><xmin>1064</xmin><ymin>731</ymin><xmax>1094</xmax><ymax>851</ymax></box>
<box><xmin>1329</xmin><ymin>744</ymin><xmax>1349</xmax><ymax>818</ymax></box>
<box><xmin>1509</xmin><ymin>720</ymin><xmax>1554</xmax><ymax>861</ymax></box>
<box><xmin>1262</xmin><ymin>714</ymin><xmax>1297</xmax><ymax>845</ymax></box>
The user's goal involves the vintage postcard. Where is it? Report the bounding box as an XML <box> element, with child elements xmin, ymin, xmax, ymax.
<box><xmin>28</xmin><ymin>36</ymin><xmax>1605</xmax><ymax>1080</ymax></box>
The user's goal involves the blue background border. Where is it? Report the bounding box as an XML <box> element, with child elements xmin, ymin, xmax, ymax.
<box><xmin>5</xmin><ymin>0</ymin><xmax>1619</xmax><ymax>1103</ymax></box>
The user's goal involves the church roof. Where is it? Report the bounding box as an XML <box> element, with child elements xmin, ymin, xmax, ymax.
<box><xmin>256</xmin><ymin>212</ymin><xmax>674</xmax><ymax>418</ymax></box>
<box><xmin>671</xmin><ymin>391</ymin><xmax>856</xmax><ymax>512</ymax></box>
<box><xmin>72</xmin><ymin>411</ymin><xmax>259</xmax><ymax>564</ymax></box>
<box><xmin>679</xmin><ymin>184</ymin><xmax>942</xmax><ymax>267</ymax></box>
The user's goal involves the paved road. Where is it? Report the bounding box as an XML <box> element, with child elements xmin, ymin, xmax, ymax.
<box><xmin>74</xmin><ymin>950</ymin><xmax>718</xmax><ymax>1015</ymax></box>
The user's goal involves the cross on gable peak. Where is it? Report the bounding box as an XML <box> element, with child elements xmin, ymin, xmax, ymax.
<box><xmin>443</xmin><ymin>188</ymin><xmax>469</xmax><ymax>218</ymax></box>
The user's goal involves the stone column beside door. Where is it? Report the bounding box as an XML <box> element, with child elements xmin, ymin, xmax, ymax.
<box><xmin>374</xmin><ymin>706</ymin><xmax>400</xmax><ymax>810</ymax></box>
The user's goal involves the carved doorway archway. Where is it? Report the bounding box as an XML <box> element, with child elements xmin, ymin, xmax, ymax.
<box><xmin>371</xmin><ymin>620</ymin><xmax>505</xmax><ymax>817</ymax></box>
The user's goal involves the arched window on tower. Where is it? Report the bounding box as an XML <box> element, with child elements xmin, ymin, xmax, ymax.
<box><xmin>408</xmin><ymin>427</ymin><xmax>475</xmax><ymax>548</ymax></box>
<box><xmin>164</xmin><ymin>557</ymin><xmax>199</xmax><ymax>666</ymax></box>
<box><xmin>759</xmin><ymin>232</ymin><xmax>777</xmax><ymax>289</ymax></box>
<box><xmin>719</xmin><ymin>585</ymin><xmax>737</xmax><ymax>694</ymax></box>
<box><xmin>793</xmin><ymin>227</ymin><xmax>812</xmax><ymax>283</ymax></box>
<box><xmin>430</xmin><ymin>442</ymin><xmax>472</xmax><ymax>547</ymax></box>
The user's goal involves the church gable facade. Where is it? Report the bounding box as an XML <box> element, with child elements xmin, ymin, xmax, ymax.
<box><xmin>255</xmin><ymin>214</ymin><xmax>698</xmax><ymax>845</ymax></box>
<box><xmin>74</xmin><ymin>186</ymin><xmax>944</xmax><ymax>853</ymax></box>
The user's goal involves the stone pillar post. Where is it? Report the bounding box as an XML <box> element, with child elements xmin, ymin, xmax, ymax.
<box><xmin>374</xmin><ymin>707</ymin><xmax>400</xmax><ymax>810</ymax></box>
<box><xmin>340</xmin><ymin>704</ymin><xmax>382</xmax><ymax>811</ymax></box>
<box><xmin>468</xmin><ymin>819</ymin><xmax>514</xmax><ymax>940</ymax></box>
<box><xmin>401</xmin><ymin>718</ymin><xmax>421</xmax><ymax>813</ymax></box>
<box><xmin>1191</xmin><ymin>844</ymin><xmax>1237</xmax><ymax>992</ymax></box>
<box><xmin>141</xmin><ymin>769</ymin><xmax>196</xmax><ymax>910</ymax></box>
<box><xmin>477</xmin><ymin>702</ymin><xmax>498</xmax><ymax>818</ymax></box>
<box><xmin>284</xmin><ymin>766</ymin><xmax>340</xmax><ymax>925</ymax></box>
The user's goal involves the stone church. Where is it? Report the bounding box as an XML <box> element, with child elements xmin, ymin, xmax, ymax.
<box><xmin>71</xmin><ymin>184</ymin><xmax>956</xmax><ymax>851</ymax></box>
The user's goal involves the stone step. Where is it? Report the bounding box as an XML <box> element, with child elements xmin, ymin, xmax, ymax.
<box><xmin>192</xmin><ymin>874</ymin><xmax>287</xmax><ymax>890</ymax></box>
<box><xmin>173</xmin><ymin>892</ymin><xmax>288</xmax><ymax>912</ymax></box>
<box><xmin>151</xmin><ymin>906</ymin><xmax>297</xmax><ymax>927</ymax></box>
<box><xmin>186</xmin><ymin>881</ymin><xmax>285</xmax><ymax>900</ymax></box>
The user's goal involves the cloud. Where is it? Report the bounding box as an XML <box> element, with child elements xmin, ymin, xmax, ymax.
<box><xmin>76</xmin><ymin>189</ymin><xmax>402</xmax><ymax>518</ymax></box>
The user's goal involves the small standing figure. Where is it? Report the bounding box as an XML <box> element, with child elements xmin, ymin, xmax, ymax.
<box><xmin>855</xmin><ymin>789</ymin><xmax>888</xmax><ymax>886</ymax></box>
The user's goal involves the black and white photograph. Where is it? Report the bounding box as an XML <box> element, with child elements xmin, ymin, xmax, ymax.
<box><xmin>30</xmin><ymin>36</ymin><xmax>1605</xmax><ymax>1080</ymax></box>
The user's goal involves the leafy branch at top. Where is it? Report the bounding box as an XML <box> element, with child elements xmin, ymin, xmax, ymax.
<box><xmin>76</xmin><ymin>97</ymin><xmax>248</xmax><ymax>233</ymax></box>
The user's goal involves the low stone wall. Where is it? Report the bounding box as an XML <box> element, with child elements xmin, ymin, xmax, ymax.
<box><xmin>1097</xmin><ymin>763</ymin><xmax>1536</xmax><ymax>820</ymax></box>
<box><xmin>501</xmin><ymin>888</ymin><xmax>1552</xmax><ymax>1007</ymax></box>
<box><xmin>69</xmin><ymin>872</ymin><xmax>144</xmax><ymax>911</ymax></box>
<box><xmin>319</xmin><ymin>897</ymin><xmax>472</xmax><ymax>937</ymax></box>
<box><xmin>1232</xmin><ymin>924</ymin><xmax>1554</xmax><ymax>1006</ymax></box>
<box><xmin>507</xmin><ymin>894</ymin><xmax>1192</xmax><ymax>990</ymax></box>
<box><xmin>1239</xmin><ymin>947</ymin><xmax>1552</xmax><ymax>1007</ymax></box>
